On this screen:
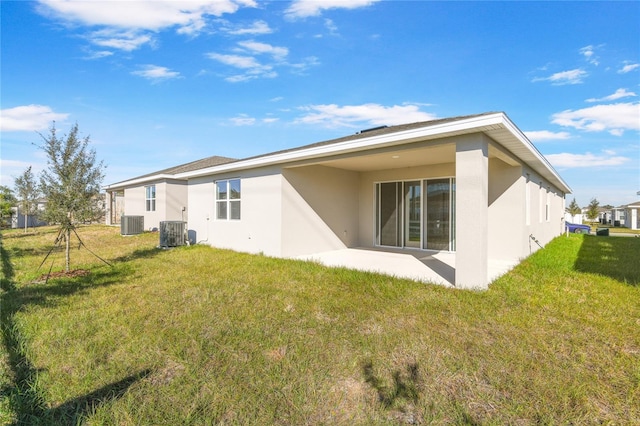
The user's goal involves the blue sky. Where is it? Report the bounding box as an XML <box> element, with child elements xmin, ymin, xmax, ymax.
<box><xmin>1</xmin><ymin>0</ymin><xmax>639</xmax><ymax>207</ymax></box>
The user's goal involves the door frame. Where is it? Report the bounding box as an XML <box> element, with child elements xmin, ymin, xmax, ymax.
<box><xmin>374</xmin><ymin>177</ymin><xmax>455</xmax><ymax>251</ymax></box>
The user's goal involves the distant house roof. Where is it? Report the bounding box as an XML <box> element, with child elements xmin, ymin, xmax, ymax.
<box><xmin>105</xmin><ymin>112</ymin><xmax>571</xmax><ymax>194</ymax></box>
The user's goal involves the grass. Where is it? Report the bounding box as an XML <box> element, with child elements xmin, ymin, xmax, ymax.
<box><xmin>1</xmin><ymin>225</ymin><xmax>639</xmax><ymax>425</ymax></box>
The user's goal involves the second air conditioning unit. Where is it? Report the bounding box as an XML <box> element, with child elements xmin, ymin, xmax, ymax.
<box><xmin>121</xmin><ymin>215</ymin><xmax>144</xmax><ymax>235</ymax></box>
<box><xmin>159</xmin><ymin>221</ymin><xmax>186</xmax><ymax>247</ymax></box>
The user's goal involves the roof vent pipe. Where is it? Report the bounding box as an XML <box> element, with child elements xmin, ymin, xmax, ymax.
<box><xmin>356</xmin><ymin>125</ymin><xmax>388</xmax><ymax>135</ymax></box>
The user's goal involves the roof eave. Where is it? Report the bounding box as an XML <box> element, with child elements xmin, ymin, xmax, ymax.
<box><xmin>177</xmin><ymin>112</ymin><xmax>572</xmax><ymax>194</ymax></box>
<box><xmin>103</xmin><ymin>173</ymin><xmax>180</xmax><ymax>190</ymax></box>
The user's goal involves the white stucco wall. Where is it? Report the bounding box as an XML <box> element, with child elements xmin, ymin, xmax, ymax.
<box><xmin>487</xmin><ymin>158</ymin><xmax>524</xmax><ymax>262</ymax></box>
<box><xmin>281</xmin><ymin>165</ymin><xmax>359</xmax><ymax>257</ymax></box>
<box><xmin>187</xmin><ymin>168</ymin><xmax>283</xmax><ymax>256</ymax></box>
<box><xmin>122</xmin><ymin>180</ymin><xmax>188</xmax><ymax>231</ymax></box>
<box><xmin>626</xmin><ymin>208</ymin><xmax>638</xmax><ymax>230</ymax></box>
<box><xmin>523</xmin><ymin>169</ymin><xmax>565</xmax><ymax>252</ymax></box>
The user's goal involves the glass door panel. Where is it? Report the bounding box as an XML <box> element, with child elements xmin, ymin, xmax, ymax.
<box><xmin>377</xmin><ymin>182</ymin><xmax>400</xmax><ymax>246</ymax></box>
<box><xmin>425</xmin><ymin>179</ymin><xmax>450</xmax><ymax>250</ymax></box>
<box><xmin>404</xmin><ymin>181</ymin><xmax>421</xmax><ymax>248</ymax></box>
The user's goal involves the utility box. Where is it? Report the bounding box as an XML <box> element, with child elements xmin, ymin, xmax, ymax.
<box><xmin>121</xmin><ymin>216</ymin><xmax>144</xmax><ymax>235</ymax></box>
<box><xmin>159</xmin><ymin>221</ymin><xmax>186</xmax><ymax>247</ymax></box>
<box><xmin>596</xmin><ymin>228</ymin><xmax>609</xmax><ymax>236</ymax></box>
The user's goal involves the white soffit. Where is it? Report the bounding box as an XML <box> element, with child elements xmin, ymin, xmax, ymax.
<box><xmin>176</xmin><ymin>112</ymin><xmax>571</xmax><ymax>193</ymax></box>
<box><xmin>177</xmin><ymin>113</ymin><xmax>507</xmax><ymax>179</ymax></box>
<box><xmin>106</xmin><ymin>112</ymin><xmax>570</xmax><ymax>194</ymax></box>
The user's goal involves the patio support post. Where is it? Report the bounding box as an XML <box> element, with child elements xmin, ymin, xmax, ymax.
<box><xmin>455</xmin><ymin>134</ymin><xmax>489</xmax><ymax>289</ymax></box>
<box><xmin>105</xmin><ymin>191</ymin><xmax>113</xmax><ymax>225</ymax></box>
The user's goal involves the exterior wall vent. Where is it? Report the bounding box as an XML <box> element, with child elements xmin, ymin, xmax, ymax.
<box><xmin>159</xmin><ymin>221</ymin><xmax>186</xmax><ymax>247</ymax></box>
<box><xmin>121</xmin><ymin>215</ymin><xmax>144</xmax><ymax>235</ymax></box>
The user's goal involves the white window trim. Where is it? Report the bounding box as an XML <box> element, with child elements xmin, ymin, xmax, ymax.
<box><xmin>145</xmin><ymin>185</ymin><xmax>156</xmax><ymax>212</ymax></box>
<box><xmin>215</xmin><ymin>178</ymin><xmax>241</xmax><ymax>220</ymax></box>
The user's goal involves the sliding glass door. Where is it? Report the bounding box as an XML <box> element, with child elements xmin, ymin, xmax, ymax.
<box><xmin>404</xmin><ymin>181</ymin><xmax>421</xmax><ymax>248</ymax></box>
<box><xmin>376</xmin><ymin>178</ymin><xmax>455</xmax><ymax>251</ymax></box>
<box><xmin>425</xmin><ymin>179</ymin><xmax>450</xmax><ymax>250</ymax></box>
<box><xmin>377</xmin><ymin>182</ymin><xmax>401</xmax><ymax>247</ymax></box>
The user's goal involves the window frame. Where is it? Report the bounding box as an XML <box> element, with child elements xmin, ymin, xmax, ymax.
<box><xmin>145</xmin><ymin>185</ymin><xmax>156</xmax><ymax>212</ymax></box>
<box><xmin>215</xmin><ymin>178</ymin><xmax>241</xmax><ymax>220</ymax></box>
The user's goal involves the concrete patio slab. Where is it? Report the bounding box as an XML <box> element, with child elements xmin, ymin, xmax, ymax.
<box><xmin>298</xmin><ymin>248</ymin><xmax>519</xmax><ymax>288</ymax></box>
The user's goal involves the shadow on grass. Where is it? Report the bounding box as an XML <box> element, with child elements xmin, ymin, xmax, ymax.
<box><xmin>362</xmin><ymin>360</ymin><xmax>420</xmax><ymax>408</ymax></box>
<box><xmin>574</xmin><ymin>235</ymin><xmax>640</xmax><ymax>285</ymax></box>
<box><xmin>111</xmin><ymin>246</ymin><xmax>163</xmax><ymax>263</ymax></box>
<box><xmin>0</xmin><ymin>236</ymin><xmax>153</xmax><ymax>424</ymax></box>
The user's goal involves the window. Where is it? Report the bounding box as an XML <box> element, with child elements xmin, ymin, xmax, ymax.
<box><xmin>545</xmin><ymin>187</ymin><xmax>551</xmax><ymax>222</ymax></box>
<box><xmin>525</xmin><ymin>174</ymin><xmax>530</xmax><ymax>226</ymax></box>
<box><xmin>216</xmin><ymin>179</ymin><xmax>241</xmax><ymax>220</ymax></box>
<box><xmin>539</xmin><ymin>181</ymin><xmax>544</xmax><ymax>223</ymax></box>
<box><xmin>145</xmin><ymin>185</ymin><xmax>156</xmax><ymax>212</ymax></box>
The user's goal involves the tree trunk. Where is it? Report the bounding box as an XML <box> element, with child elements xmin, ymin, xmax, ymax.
<box><xmin>65</xmin><ymin>227</ymin><xmax>71</xmax><ymax>272</ymax></box>
<box><xmin>24</xmin><ymin>214</ymin><xmax>28</xmax><ymax>233</ymax></box>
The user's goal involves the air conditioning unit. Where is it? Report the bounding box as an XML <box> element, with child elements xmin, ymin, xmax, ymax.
<box><xmin>159</xmin><ymin>221</ymin><xmax>186</xmax><ymax>247</ymax></box>
<box><xmin>121</xmin><ymin>215</ymin><xmax>144</xmax><ymax>235</ymax></box>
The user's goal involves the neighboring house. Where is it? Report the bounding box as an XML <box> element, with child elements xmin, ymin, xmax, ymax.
<box><xmin>621</xmin><ymin>201</ymin><xmax>640</xmax><ymax>230</ymax></box>
<box><xmin>564</xmin><ymin>212</ymin><xmax>584</xmax><ymax>224</ymax></box>
<box><xmin>611</xmin><ymin>206</ymin><xmax>627</xmax><ymax>227</ymax></box>
<box><xmin>11</xmin><ymin>199</ymin><xmax>47</xmax><ymax>229</ymax></box>
<box><xmin>105</xmin><ymin>112</ymin><xmax>571</xmax><ymax>289</ymax></box>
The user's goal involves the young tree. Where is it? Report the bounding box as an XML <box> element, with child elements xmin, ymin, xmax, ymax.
<box><xmin>585</xmin><ymin>197</ymin><xmax>600</xmax><ymax>224</ymax></box>
<box><xmin>14</xmin><ymin>166</ymin><xmax>41</xmax><ymax>232</ymax></box>
<box><xmin>0</xmin><ymin>185</ymin><xmax>17</xmax><ymax>228</ymax></box>
<box><xmin>39</xmin><ymin>123</ymin><xmax>106</xmax><ymax>271</ymax></box>
<box><xmin>566</xmin><ymin>197</ymin><xmax>581</xmax><ymax>218</ymax></box>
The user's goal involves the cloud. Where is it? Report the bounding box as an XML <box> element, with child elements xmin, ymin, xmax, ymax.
<box><xmin>36</xmin><ymin>0</ymin><xmax>257</xmax><ymax>50</ymax></box>
<box><xmin>207</xmin><ymin>40</ymin><xmax>294</xmax><ymax>81</ymax></box>
<box><xmin>551</xmin><ymin>102</ymin><xmax>640</xmax><ymax>135</ymax></box>
<box><xmin>237</xmin><ymin>41</ymin><xmax>288</xmax><ymax>60</ymax></box>
<box><xmin>230</xmin><ymin>114</ymin><xmax>256</xmax><ymax>126</ymax></box>
<box><xmin>226</xmin><ymin>20</ymin><xmax>273</xmax><ymax>35</ymax></box>
<box><xmin>296</xmin><ymin>103</ymin><xmax>437</xmax><ymax>128</ymax></box>
<box><xmin>83</xmin><ymin>50</ymin><xmax>114</xmax><ymax>60</ymax></box>
<box><xmin>324</xmin><ymin>19</ymin><xmax>339</xmax><ymax>35</ymax></box>
<box><xmin>618</xmin><ymin>63</ymin><xmax>640</xmax><ymax>74</ymax></box>
<box><xmin>285</xmin><ymin>0</ymin><xmax>379</xmax><ymax>19</ymax></box>
<box><xmin>546</xmin><ymin>151</ymin><xmax>630</xmax><ymax>169</ymax></box>
<box><xmin>207</xmin><ymin>53</ymin><xmax>263</xmax><ymax>69</ymax></box>
<box><xmin>0</xmin><ymin>105</ymin><xmax>69</xmax><ymax>132</ymax></box>
<box><xmin>229</xmin><ymin>114</ymin><xmax>278</xmax><ymax>126</ymax></box>
<box><xmin>586</xmin><ymin>88</ymin><xmax>637</xmax><ymax>103</ymax></box>
<box><xmin>532</xmin><ymin>68</ymin><xmax>588</xmax><ymax>85</ymax></box>
<box><xmin>524</xmin><ymin>130</ymin><xmax>572</xmax><ymax>142</ymax></box>
<box><xmin>579</xmin><ymin>45</ymin><xmax>599</xmax><ymax>65</ymax></box>
<box><xmin>131</xmin><ymin>65</ymin><xmax>182</xmax><ymax>82</ymax></box>
<box><xmin>289</xmin><ymin>56</ymin><xmax>321</xmax><ymax>74</ymax></box>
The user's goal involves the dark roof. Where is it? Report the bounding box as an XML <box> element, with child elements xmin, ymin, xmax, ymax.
<box><xmin>107</xmin><ymin>112</ymin><xmax>499</xmax><ymax>187</ymax></box>
<box><xmin>240</xmin><ymin>112</ymin><xmax>499</xmax><ymax>163</ymax></box>
<box><xmin>110</xmin><ymin>155</ymin><xmax>237</xmax><ymax>186</ymax></box>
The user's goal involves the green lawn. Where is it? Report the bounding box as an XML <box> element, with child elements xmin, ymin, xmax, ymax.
<box><xmin>1</xmin><ymin>226</ymin><xmax>639</xmax><ymax>425</ymax></box>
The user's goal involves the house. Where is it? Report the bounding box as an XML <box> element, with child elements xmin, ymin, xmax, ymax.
<box><xmin>611</xmin><ymin>207</ymin><xmax>626</xmax><ymax>227</ymax></box>
<box><xmin>11</xmin><ymin>199</ymin><xmax>47</xmax><ymax>229</ymax></box>
<box><xmin>104</xmin><ymin>112</ymin><xmax>571</xmax><ymax>289</ymax></box>
<box><xmin>627</xmin><ymin>202</ymin><xmax>640</xmax><ymax>230</ymax></box>
<box><xmin>105</xmin><ymin>156</ymin><xmax>236</xmax><ymax>228</ymax></box>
